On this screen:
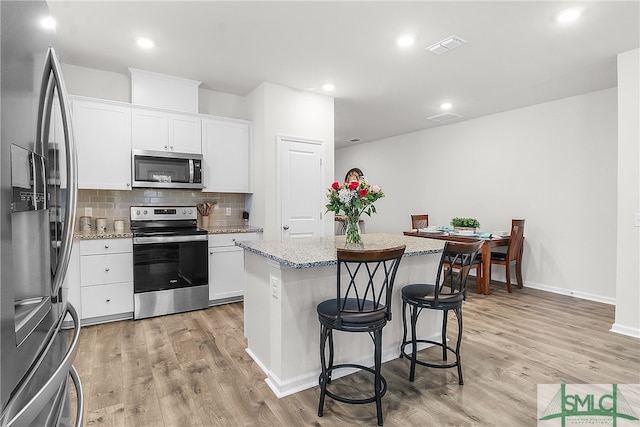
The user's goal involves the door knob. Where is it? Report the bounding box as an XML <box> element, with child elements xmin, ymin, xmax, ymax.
<box><xmin>283</xmin><ymin>225</ymin><xmax>289</xmax><ymax>230</ymax></box>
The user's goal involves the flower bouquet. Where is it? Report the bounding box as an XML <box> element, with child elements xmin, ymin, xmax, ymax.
<box><xmin>326</xmin><ymin>179</ymin><xmax>384</xmax><ymax>245</ymax></box>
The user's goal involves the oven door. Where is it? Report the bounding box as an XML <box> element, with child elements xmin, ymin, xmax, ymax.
<box><xmin>132</xmin><ymin>234</ymin><xmax>208</xmax><ymax>293</ymax></box>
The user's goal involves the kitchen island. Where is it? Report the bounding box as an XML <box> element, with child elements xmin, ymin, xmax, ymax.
<box><xmin>236</xmin><ymin>233</ymin><xmax>445</xmax><ymax>397</ymax></box>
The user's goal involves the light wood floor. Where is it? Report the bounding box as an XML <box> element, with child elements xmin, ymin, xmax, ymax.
<box><xmin>71</xmin><ymin>284</ymin><xmax>640</xmax><ymax>426</ymax></box>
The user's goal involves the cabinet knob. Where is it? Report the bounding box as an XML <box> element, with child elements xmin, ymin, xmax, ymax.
<box><xmin>232</xmin><ymin>238</ymin><xmax>236</xmax><ymax>242</ymax></box>
<box><xmin>104</xmin><ymin>245</ymin><xmax>109</xmax><ymax>249</ymax></box>
<box><xmin>164</xmin><ymin>145</ymin><xmax>169</xmax><ymax>150</ymax></box>
<box><xmin>170</xmin><ymin>146</ymin><xmax>174</xmax><ymax>151</ymax></box>
<box><xmin>126</xmin><ymin>183</ymin><xmax>130</xmax><ymax>187</ymax></box>
<box><xmin>105</xmin><ymin>267</ymin><xmax>110</xmax><ymax>272</ymax></box>
<box><xmin>209</xmin><ymin>251</ymin><xmax>213</xmax><ymax>255</ymax></box>
<box><xmin>106</xmin><ymin>299</ymin><xmax>111</xmax><ymax>303</ymax></box>
<box><xmin>283</xmin><ymin>225</ymin><xmax>289</xmax><ymax>230</ymax></box>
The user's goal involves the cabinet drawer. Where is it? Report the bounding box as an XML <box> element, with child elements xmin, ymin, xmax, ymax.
<box><xmin>208</xmin><ymin>232</ymin><xmax>258</xmax><ymax>247</ymax></box>
<box><xmin>80</xmin><ymin>238</ymin><xmax>132</xmax><ymax>255</ymax></box>
<box><xmin>80</xmin><ymin>253</ymin><xmax>133</xmax><ymax>286</ymax></box>
<box><xmin>81</xmin><ymin>282</ymin><xmax>133</xmax><ymax>319</ymax></box>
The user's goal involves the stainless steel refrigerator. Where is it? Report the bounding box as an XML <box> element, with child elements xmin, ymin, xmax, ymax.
<box><xmin>1</xmin><ymin>1</ymin><xmax>83</xmax><ymax>426</ymax></box>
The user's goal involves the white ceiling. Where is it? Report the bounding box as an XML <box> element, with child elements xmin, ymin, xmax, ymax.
<box><xmin>47</xmin><ymin>1</ymin><xmax>640</xmax><ymax>148</ymax></box>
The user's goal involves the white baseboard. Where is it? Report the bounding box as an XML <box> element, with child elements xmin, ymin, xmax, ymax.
<box><xmin>522</xmin><ymin>280</ymin><xmax>615</xmax><ymax>305</ymax></box>
<box><xmin>247</xmin><ymin>335</ymin><xmax>439</xmax><ymax>398</ymax></box>
<box><xmin>610</xmin><ymin>323</ymin><xmax>640</xmax><ymax>339</ymax></box>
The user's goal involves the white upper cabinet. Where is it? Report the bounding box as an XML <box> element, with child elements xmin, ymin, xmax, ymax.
<box><xmin>72</xmin><ymin>97</ymin><xmax>132</xmax><ymax>190</ymax></box>
<box><xmin>201</xmin><ymin>118</ymin><xmax>252</xmax><ymax>193</ymax></box>
<box><xmin>131</xmin><ymin>107</ymin><xmax>201</xmax><ymax>154</ymax></box>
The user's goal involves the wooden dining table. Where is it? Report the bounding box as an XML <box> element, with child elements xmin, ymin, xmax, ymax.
<box><xmin>403</xmin><ymin>230</ymin><xmax>511</xmax><ymax>295</ymax></box>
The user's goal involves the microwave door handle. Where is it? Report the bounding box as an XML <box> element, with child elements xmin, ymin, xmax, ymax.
<box><xmin>189</xmin><ymin>159</ymin><xmax>194</xmax><ymax>184</ymax></box>
<box><xmin>38</xmin><ymin>47</ymin><xmax>78</xmax><ymax>297</ymax></box>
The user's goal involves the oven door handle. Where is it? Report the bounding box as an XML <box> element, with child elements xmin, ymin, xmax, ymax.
<box><xmin>133</xmin><ymin>234</ymin><xmax>208</xmax><ymax>245</ymax></box>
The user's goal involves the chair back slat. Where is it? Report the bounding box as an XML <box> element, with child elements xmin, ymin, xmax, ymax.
<box><xmin>336</xmin><ymin>246</ymin><xmax>405</xmax><ymax>325</ymax></box>
<box><xmin>507</xmin><ymin>219</ymin><xmax>525</xmax><ymax>261</ymax></box>
<box><xmin>411</xmin><ymin>214</ymin><xmax>429</xmax><ymax>229</ymax></box>
<box><xmin>433</xmin><ymin>241</ymin><xmax>484</xmax><ymax>303</ymax></box>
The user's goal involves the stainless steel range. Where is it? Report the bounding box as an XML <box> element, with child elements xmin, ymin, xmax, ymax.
<box><xmin>130</xmin><ymin>206</ymin><xmax>209</xmax><ymax>319</ymax></box>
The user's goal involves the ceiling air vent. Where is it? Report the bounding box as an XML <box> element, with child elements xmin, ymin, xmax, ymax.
<box><xmin>426</xmin><ymin>36</ymin><xmax>467</xmax><ymax>55</ymax></box>
<box><xmin>427</xmin><ymin>112</ymin><xmax>462</xmax><ymax>123</ymax></box>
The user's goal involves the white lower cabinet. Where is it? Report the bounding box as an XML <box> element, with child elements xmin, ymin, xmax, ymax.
<box><xmin>208</xmin><ymin>233</ymin><xmax>259</xmax><ymax>302</ymax></box>
<box><xmin>79</xmin><ymin>238</ymin><xmax>133</xmax><ymax>323</ymax></box>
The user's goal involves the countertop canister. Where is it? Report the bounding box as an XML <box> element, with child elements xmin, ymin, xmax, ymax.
<box><xmin>80</xmin><ymin>216</ymin><xmax>92</xmax><ymax>231</ymax></box>
<box><xmin>95</xmin><ymin>217</ymin><xmax>107</xmax><ymax>233</ymax></box>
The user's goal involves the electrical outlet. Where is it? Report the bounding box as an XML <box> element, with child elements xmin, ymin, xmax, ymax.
<box><xmin>84</xmin><ymin>207</ymin><xmax>92</xmax><ymax>216</ymax></box>
<box><xmin>270</xmin><ymin>275</ymin><xmax>279</xmax><ymax>299</ymax></box>
<box><xmin>226</xmin><ymin>207</ymin><xmax>232</xmax><ymax>216</ymax></box>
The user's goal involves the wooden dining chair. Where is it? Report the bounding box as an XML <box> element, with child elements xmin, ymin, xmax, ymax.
<box><xmin>411</xmin><ymin>214</ymin><xmax>429</xmax><ymax>229</ymax></box>
<box><xmin>490</xmin><ymin>219</ymin><xmax>525</xmax><ymax>293</ymax></box>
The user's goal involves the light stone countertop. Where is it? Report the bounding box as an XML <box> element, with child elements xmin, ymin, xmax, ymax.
<box><xmin>74</xmin><ymin>225</ymin><xmax>263</xmax><ymax>240</ymax></box>
<box><xmin>235</xmin><ymin>233</ymin><xmax>445</xmax><ymax>269</ymax></box>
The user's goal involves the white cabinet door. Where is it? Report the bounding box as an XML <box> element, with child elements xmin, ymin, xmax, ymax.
<box><xmin>72</xmin><ymin>99</ymin><xmax>132</xmax><ymax>190</ymax></box>
<box><xmin>131</xmin><ymin>107</ymin><xmax>169</xmax><ymax>152</ymax></box>
<box><xmin>132</xmin><ymin>107</ymin><xmax>201</xmax><ymax>154</ymax></box>
<box><xmin>208</xmin><ymin>246</ymin><xmax>245</xmax><ymax>301</ymax></box>
<box><xmin>168</xmin><ymin>113</ymin><xmax>201</xmax><ymax>154</ymax></box>
<box><xmin>201</xmin><ymin>118</ymin><xmax>251</xmax><ymax>192</ymax></box>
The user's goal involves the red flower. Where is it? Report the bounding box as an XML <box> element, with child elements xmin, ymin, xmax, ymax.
<box><xmin>348</xmin><ymin>181</ymin><xmax>359</xmax><ymax>190</ymax></box>
<box><xmin>359</xmin><ymin>189</ymin><xmax>369</xmax><ymax>198</ymax></box>
<box><xmin>331</xmin><ymin>181</ymin><xmax>340</xmax><ymax>190</ymax></box>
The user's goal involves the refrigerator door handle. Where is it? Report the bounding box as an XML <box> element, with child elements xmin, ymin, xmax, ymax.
<box><xmin>37</xmin><ymin>47</ymin><xmax>78</xmax><ymax>297</ymax></box>
<box><xmin>5</xmin><ymin>304</ymin><xmax>81</xmax><ymax>427</ymax></box>
<box><xmin>69</xmin><ymin>365</ymin><xmax>84</xmax><ymax>427</ymax></box>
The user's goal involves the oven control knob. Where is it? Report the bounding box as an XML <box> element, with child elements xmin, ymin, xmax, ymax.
<box><xmin>182</xmin><ymin>209</ymin><xmax>186</xmax><ymax>214</ymax></box>
<box><xmin>136</xmin><ymin>210</ymin><xmax>140</xmax><ymax>216</ymax></box>
<box><xmin>143</xmin><ymin>210</ymin><xmax>148</xmax><ymax>215</ymax></box>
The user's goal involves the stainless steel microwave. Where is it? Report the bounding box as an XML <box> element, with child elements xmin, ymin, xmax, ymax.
<box><xmin>132</xmin><ymin>149</ymin><xmax>203</xmax><ymax>189</ymax></box>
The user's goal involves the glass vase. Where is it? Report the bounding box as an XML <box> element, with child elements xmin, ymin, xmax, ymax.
<box><xmin>344</xmin><ymin>214</ymin><xmax>362</xmax><ymax>246</ymax></box>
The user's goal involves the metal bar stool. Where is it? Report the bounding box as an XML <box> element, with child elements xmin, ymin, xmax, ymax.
<box><xmin>400</xmin><ymin>240</ymin><xmax>483</xmax><ymax>385</ymax></box>
<box><xmin>317</xmin><ymin>245</ymin><xmax>405</xmax><ymax>426</ymax></box>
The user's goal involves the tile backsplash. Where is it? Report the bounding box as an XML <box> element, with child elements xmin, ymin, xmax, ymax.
<box><xmin>76</xmin><ymin>189</ymin><xmax>249</xmax><ymax>230</ymax></box>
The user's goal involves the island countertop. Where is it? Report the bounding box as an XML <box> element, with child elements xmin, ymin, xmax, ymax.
<box><xmin>235</xmin><ymin>233</ymin><xmax>444</xmax><ymax>269</ymax></box>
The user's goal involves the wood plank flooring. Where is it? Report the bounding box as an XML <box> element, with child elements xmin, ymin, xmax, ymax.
<box><xmin>71</xmin><ymin>284</ymin><xmax>640</xmax><ymax>426</ymax></box>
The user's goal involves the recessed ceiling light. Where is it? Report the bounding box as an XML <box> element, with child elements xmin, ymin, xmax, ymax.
<box><xmin>136</xmin><ymin>37</ymin><xmax>155</xmax><ymax>49</ymax></box>
<box><xmin>40</xmin><ymin>16</ymin><xmax>56</xmax><ymax>30</ymax></box>
<box><xmin>322</xmin><ymin>83</ymin><xmax>335</xmax><ymax>92</ymax></box>
<box><xmin>349</xmin><ymin>138</ymin><xmax>361</xmax><ymax>143</ymax></box>
<box><xmin>396</xmin><ymin>34</ymin><xmax>415</xmax><ymax>47</ymax></box>
<box><xmin>555</xmin><ymin>8</ymin><xmax>582</xmax><ymax>23</ymax></box>
<box><xmin>440</xmin><ymin>102</ymin><xmax>453</xmax><ymax>110</ymax></box>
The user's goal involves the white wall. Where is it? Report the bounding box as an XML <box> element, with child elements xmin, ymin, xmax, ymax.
<box><xmin>613</xmin><ymin>49</ymin><xmax>640</xmax><ymax>338</ymax></box>
<box><xmin>336</xmin><ymin>88</ymin><xmax>618</xmax><ymax>302</ymax></box>
<box><xmin>61</xmin><ymin>63</ymin><xmax>249</xmax><ymax>119</ymax></box>
<box><xmin>247</xmin><ymin>82</ymin><xmax>334</xmax><ymax>240</ymax></box>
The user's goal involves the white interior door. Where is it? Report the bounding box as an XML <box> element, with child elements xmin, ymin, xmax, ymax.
<box><xmin>278</xmin><ymin>136</ymin><xmax>323</xmax><ymax>239</ymax></box>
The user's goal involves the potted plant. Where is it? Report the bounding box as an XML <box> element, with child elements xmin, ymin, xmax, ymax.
<box><xmin>450</xmin><ymin>217</ymin><xmax>480</xmax><ymax>233</ymax></box>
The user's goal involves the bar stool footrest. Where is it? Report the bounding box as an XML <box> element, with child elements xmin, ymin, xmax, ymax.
<box><xmin>319</xmin><ymin>363</ymin><xmax>387</xmax><ymax>405</ymax></box>
<box><xmin>400</xmin><ymin>340</ymin><xmax>459</xmax><ymax>369</ymax></box>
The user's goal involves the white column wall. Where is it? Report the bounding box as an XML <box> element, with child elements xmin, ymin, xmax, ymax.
<box><xmin>336</xmin><ymin>89</ymin><xmax>618</xmax><ymax>302</ymax></box>
<box><xmin>247</xmin><ymin>82</ymin><xmax>335</xmax><ymax>240</ymax></box>
<box><xmin>613</xmin><ymin>49</ymin><xmax>640</xmax><ymax>338</ymax></box>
